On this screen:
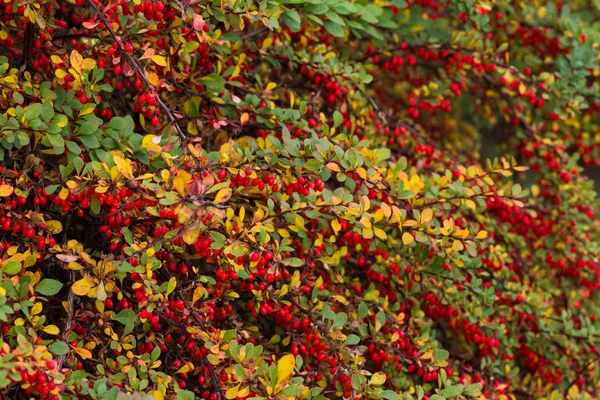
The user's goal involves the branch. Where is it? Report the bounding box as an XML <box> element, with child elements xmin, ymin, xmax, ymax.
<box><xmin>361</xmin><ymin>88</ymin><xmax>461</xmax><ymax>164</ymax></box>
<box><xmin>86</xmin><ymin>0</ymin><xmax>187</xmax><ymax>141</ymax></box>
<box><xmin>57</xmin><ymin>214</ymin><xmax>74</xmax><ymax>372</ymax></box>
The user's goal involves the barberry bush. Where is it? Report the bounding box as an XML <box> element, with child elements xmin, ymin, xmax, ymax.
<box><xmin>0</xmin><ymin>0</ymin><xmax>599</xmax><ymax>399</ymax></box>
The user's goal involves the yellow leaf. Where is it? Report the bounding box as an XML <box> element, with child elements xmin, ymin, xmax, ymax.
<box><xmin>153</xmin><ymin>391</ymin><xmax>164</xmax><ymax>400</ymax></box>
<box><xmin>402</xmin><ymin>232</ymin><xmax>414</xmax><ymax>245</ymax></box>
<box><xmin>331</xmin><ymin>219</ymin><xmax>341</xmax><ymax>235</ymax></box>
<box><xmin>219</xmin><ymin>140</ymin><xmax>240</xmax><ymax>164</ymax></box>
<box><xmin>50</xmin><ymin>55</ymin><xmax>63</xmax><ymax>64</ymax></box>
<box><xmin>464</xmin><ymin>199</ymin><xmax>476</xmax><ymax>210</ymax></box>
<box><xmin>275</xmin><ymin>354</ymin><xmax>296</xmax><ymax>393</ymax></box>
<box><xmin>70</xmin><ymin>50</ymin><xmax>84</xmax><ymax>74</ymax></box>
<box><xmin>112</xmin><ymin>155</ymin><xmax>133</xmax><ymax>179</ymax></box>
<box><xmin>147</xmin><ymin>71</ymin><xmax>159</xmax><ymax>86</ymax></box>
<box><xmin>364</xmin><ymin>290</ymin><xmax>379</xmax><ymax>301</ymax></box>
<box><xmin>225</xmin><ymin>385</ymin><xmax>240</xmax><ymax>399</ymax></box>
<box><xmin>152</xmin><ymin>55</ymin><xmax>168</xmax><ymax>67</ymax></box>
<box><xmin>183</xmin><ymin>222</ymin><xmax>201</xmax><ymax>245</ymax></box>
<box><xmin>96</xmin><ymin>281</ymin><xmax>107</xmax><ymax>301</ymax></box>
<box><xmin>420</xmin><ymin>208</ymin><xmax>433</xmax><ymax>224</ymax></box>
<box><xmin>43</xmin><ymin>325</ymin><xmax>60</xmax><ymax>335</ymax></box>
<box><xmin>72</xmin><ymin>276</ymin><xmax>95</xmax><ymax>296</ymax></box>
<box><xmin>192</xmin><ymin>285</ymin><xmax>206</xmax><ymax>305</ymax></box>
<box><xmin>67</xmin><ymin>262</ymin><xmax>84</xmax><ymax>270</ymax></box>
<box><xmin>370</xmin><ymin>371</ymin><xmax>386</xmax><ymax>385</ymax></box>
<box><xmin>142</xmin><ymin>134</ymin><xmax>162</xmax><ymax>153</ymax></box>
<box><xmin>55</xmin><ymin>69</ymin><xmax>67</xmax><ymax>79</ymax></box>
<box><xmin>31</xmin><ymin>302</ymin><xmax>43</xmax><ymax>315</ymax></box>
<box><xmin>356</xmin><ymin>167</ymin><xmax>367</xmax><ymax>179</ymax></box>
<box><xmin>46</xmin><ymin>220</ymin><xmax>63</xmax><ymax>234</ymax></box>
<box><xmin>374</xmin><ymin>227</ymin><xmax>387</xmax><ymax>240</ymax></box>
<box><xmin>173</xmin><ymin>176</ymin><xmax>187</xmax><ymax>197</ymax></box>
<box><xmin>240</xmin><ymin>112</ymin><xmax>249</xmax><ymax>125</ymax></box>
<box><xmin>0</xmin><ymin>185</ymin><xmax>13</xmax><ymax>197</ymax></box>
<box><xmin>262</xmin><ymin>37</ymin><xmax>273</xmax><ymax>49</ymax></box>
<box><xmin>174</xmin><ymin>170</ymin><xmax>191</xmax><ymax>197</ymax></box>
<box><xmin>82</xmin><ymin>58</ymin><xmax>96</xmax><ymax>70</ymax></box>
<box><xmin>59</xmin><ymin>187</ymin><xmax>69</xmax><ymax>200</ymax></box>
<box><xmin>214</xmin><ymin>188</ymin><xmax>232</xmax><ymax>204</ymax></box>
<box><xmin>266</xmin><ymin>82</ymin><xmax>277</xmax><ymax>92</ymax></box>
<box><xmin>475</xmin><ymin>230</ymin><xmax>488</xmax><ymax>240</ymax></box>
<box><xmin>79</xmin><ymin>104</ymin><xmax>96</xmax><ymax>116</ymax></box>
<box><xmin>72</xmin><ymin>346</ymin><xmax>92</xmax><ymax>360</ymax></box>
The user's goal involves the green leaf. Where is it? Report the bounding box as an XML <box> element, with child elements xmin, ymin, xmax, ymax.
<box><xmin>73</xmin><ymin>157</ymin><xmax>84</xmax><ymax>174</ymax></box>
<box><xmin>303</xmin><ymin>3</ymin><xmax>329</xmax><ymax>14</ymax></box>
<box><xmin>282</xmin><ymin>9</ymin><xmax>302</xmax><ymax>32</ymax></box>
<box><xmin>324</xmin><ymin>11</ymin><xmax>345</xmax><ymax>26</ymax></box>
<box><xmin>113</xmin><ymin>309</ymin><xmax>136</xmax><ymax>325</ymax></box>
<box><xmin>177</xmin><ymin>390</ymin><xmax>195</xmax><ymax>400</ymax></box>
<box><xmin>358</xmin><ymin>302</ymin><xmax>368</xmax><ymax>319</ymax></box>
<box><xmin>25</xmin><ymin>103</ymin><xmax>42</xmax><ymax>121</ymax></box>
<box><xmin>2</xmin><ymin>261</ymin><xmax>21</xmax><ymax>275</ymax></box>
<box><xmin>434</xmin><ymin>348</ymin><xmax>450</xmax><ymax>362</ymax></box>
<box><xmin>441</xmin><ymin>384</ymin><xmax>464</xmax><ymax>398</ymax></box>
<box><xmin>36</xmin><ymin>279</ymin><xmax>64</xmax><ymax>296</ymax></box>
<box><xmin>379</xmin><ymin>390</ymin><xmax>401</xmax><ymax>400</ymax></box>
<box><xmin>41</xmin><ymin>102</ymin><xmax>54</xmax><ymax>122</ymax></box>
<box><xmin>363</xmin><ymin>290</ymin><xmax>379</xmax><ymax>301</ymax></box>
<box><xmin>49</xmin><ymin>341</ymin><xmax>70</xmax><ymax>355</ymax></box>
<box><xmin>91</xmin><ymin>195</ymin><xmax>101</xmax><ymax>214</ymax></box>
<box><xmin>79</xmin><ymin>134</ymin><xmax>100</xmax><ymax>149</ymax></box>
<box><xmin>331</xmin><ymin>312</ymin><xmax>348</xmax><ymax>329</ymax></box>
<box><xmin>108</xmin><ymin>116</ymin><xmax>129</xmax><ymax>130</ymax></box>
<box><xmin>78</xmin><ymin>121</ymin><xmax>99</xmax><ymax>136</ymax></box>
<box><xmin>344</xmin><ymin>334</ymin><xmax>360</xmax><ymax>345</ymax></box>
<box><xmin>323</xmin><ymin>20</ymin><xmax>345</xmax><ymax>37</ymax></box>
<box><xmin>45</xmin><ymin>133</ymin><xmax>65</xmax><ymax>149</ymax></box>
<box><xmin>166</xmin><ymin>277</ymin><xmax>177</xmax><ymax>296</ymax></box>
<box><xmin>397</xmin><ymin>190</ymin><xmax>416</xmax><ymax>199</ymax></box>
<box><xmin>333</xmin><ymin>110</ymin><xmax>343</xmax><ymax>128</ymax></box>
<box><xmin>199</xmin><ymin>73</ymin><xmax>226</xmax><ymax>92</ymax></box>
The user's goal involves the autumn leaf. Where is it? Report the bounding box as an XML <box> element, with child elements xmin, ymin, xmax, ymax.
<box><xmin>402</xmin><ymin>232</ymin><xmax>414</xmax><ymax>245</ymax></box>
<box><xmin>0</xmin><ymin>185</ymin><xmax>14</xmax><ymax>197</ymax></box>
<box><xmin>71</xmin><ymin>276</ymin><xmax>96</xmax><ymax>296</ymax></box>
<box><xmin>152</xmin><ymin>55</ymin><xmax>167</xmax><ymax>67</ymax></box>
<box><xmin>72</xmin><ymin>346</ymin><xmax>93</xmax><ymax>360</ymax></box>
<box><xmin>274</xmin><ymin>354</ymin><xmax>296</xmax><ymax>393</ymax></box>
<box><xmin>43</xmin><ymin>325</ymin><xmax>60</xmax><ymax>335</ymax></box>
<box><xmin>213</xmin><ymin>188</ymin><xmax>232</xmax><ymax>204</ymax></box>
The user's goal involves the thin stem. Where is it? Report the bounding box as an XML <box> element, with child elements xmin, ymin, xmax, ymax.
<box><xmin>86</xmin><ymin>0</ymin><xmax>187</xmax><ymax>141</ymax></box>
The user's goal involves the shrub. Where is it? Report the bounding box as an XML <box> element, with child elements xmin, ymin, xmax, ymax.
<box><xmin>0</xmin><ymin>0</ymin><xmax>599</xmax><ymax>399</ymax></box>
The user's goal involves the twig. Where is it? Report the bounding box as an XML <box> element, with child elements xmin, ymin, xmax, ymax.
<box><xmin>86</xmin><ymin>0</ymin><xmax>187</xmax><ymax>142</ymax></box>
<box><xmin>361</xmin><ymin>89</ymin><xmax>461</xmax><ymax>164</ymax></box>
<box><xmin>564</xmin><ymin>353</ymin><xmax>600</xmax><ymax>396</ymax></box>
<box><xmin>239</xmin><ymin>27</ymin><xmax>269</xmax><ymax>40</ymax></box>
<box><xmin>177</xmin><ymin>289</ymin><xmax>225</xmax><ymax>399</ymax></box>
<box><xmin>57</xmin><ymin>215</ymin><xmax>74</xmax><ymax>371</ymax></box>
<box><xmin>187</xmin><ymin>0</ymin><xmax>210</xmax><ymax>6</ymax></box>
<box><xmin>56</xmin><ymin>270</ymin><xmax>76</xmax><ymax>371</ymax></box>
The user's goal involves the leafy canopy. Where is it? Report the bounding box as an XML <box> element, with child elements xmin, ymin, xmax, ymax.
<box><xmin>0</xmin><ymin>0</ymin><xmax>599</xmax><ymax>400</ymax></box>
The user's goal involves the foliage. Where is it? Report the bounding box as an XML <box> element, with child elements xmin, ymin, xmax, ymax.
<box><xmin>0</xmin><ymin>0</ymin><xmax>599</xmax><ymax>399</ymax></box>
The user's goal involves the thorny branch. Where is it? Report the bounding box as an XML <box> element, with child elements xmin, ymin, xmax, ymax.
<box><xmin>86</xmin><ymin>0</ymin><xmax>187</xmax><ymax>142</ymax></box>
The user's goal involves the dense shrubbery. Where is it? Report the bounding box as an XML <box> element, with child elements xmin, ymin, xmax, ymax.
<box><xmin>0</xmin><ymin>0</ymin><xmax>599</xmax><ymax>399</ymax></box>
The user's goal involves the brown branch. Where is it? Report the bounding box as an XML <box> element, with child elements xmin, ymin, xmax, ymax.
<box><xmin>56</xmin><ymin>214</ymin><xmax>74</xmax><ymax>372</ymax></box>
<box><xmin>85</xmin><ymin>0</ymin><xmax>187</xmax><ymax>141</ymax></box>
<box><xmin>187</xmin><ymin>0</ymin><xmax>210</xmax><ymax>6</ymax></box>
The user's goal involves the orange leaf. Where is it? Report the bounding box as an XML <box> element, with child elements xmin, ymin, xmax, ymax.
<box><xmin>0</xmin><ymin>185</ymin><xmax>13</xmax><ymax>197</ymax></box>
